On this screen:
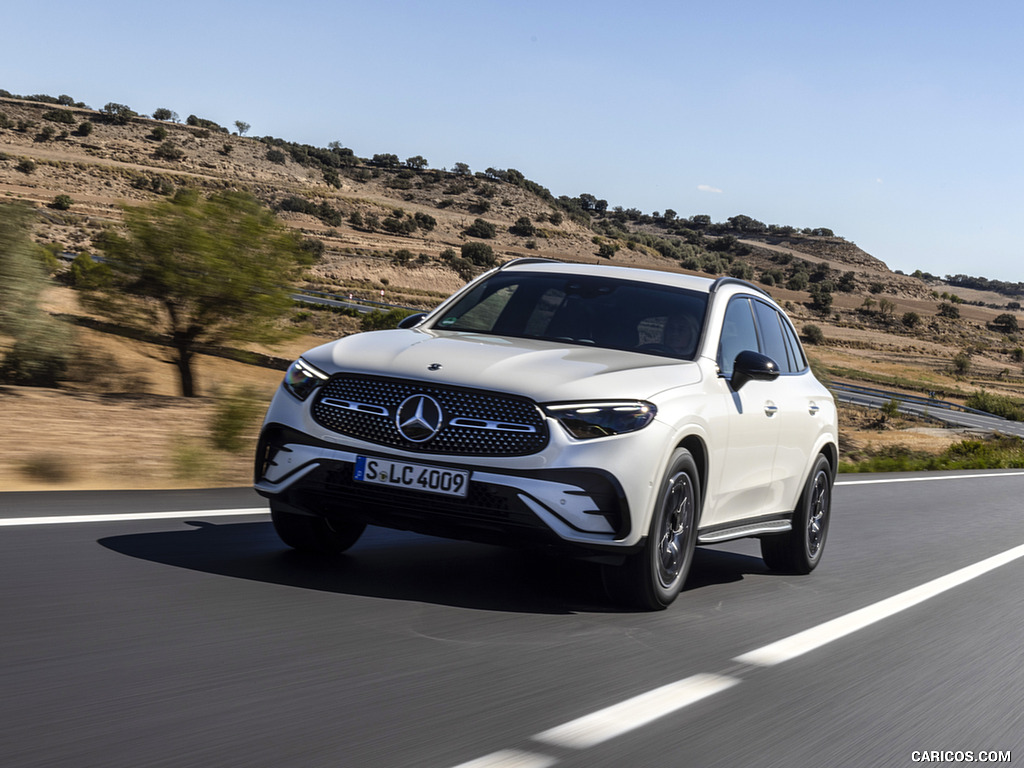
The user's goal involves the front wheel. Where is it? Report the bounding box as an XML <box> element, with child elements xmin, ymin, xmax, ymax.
<box><xmin>761</xmin><ymin>454</ymin><xmax>832</xmax><ymax>573</ymax></box>
<box><xmin>271</xmin><ymin>504</ymin><xmax>365</xmax><ymax>555</ymax></box>
<box><xmin>603</xmin><ymin>448</ymin><xmax>701</xmax><ymax>610</ymax></box>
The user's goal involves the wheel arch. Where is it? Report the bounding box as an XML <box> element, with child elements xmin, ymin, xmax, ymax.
<box><xmin>676</xmin><ymin>433</ymin><xmax>709</xmax><ymax>517</ymax></box>
<box><xmin>818</xmin><ymin>440</ymin><xmax>839</xmax><ymax>480</ymax></box>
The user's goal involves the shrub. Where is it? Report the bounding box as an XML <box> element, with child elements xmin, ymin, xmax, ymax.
<box><xmin>153</xmin><ymin>108</ymin><xmax>177</xmax><ymax>121</ymax></box>
<box><xmin>360</xmin><ymin>308</ymin><xmax>415</xmax><ymax>331</ymax></box>
<box><xmin>509</xmin><ymin>216</ymin><xmax>536</xmax><ymax>237</ymax></box>
<box><xmin>186</xmin><ymin>114</ymin><xmax>226</xmax><ymax>132</ymax></box>
<box><xmin>75</xmin><ymin>121</ymin><xmax>93</xmax><ymax>136</ymax></box>
<box><xmin>464</xmin><ymin>218</ymin><xmax>496</xmax><ymax>238</ymax></box>
<box><xmin>952</xmin><ymin>352</ymin><xmax>971</xmax><ymax>375</ymax></box>
<box><xmin>938</xmin><ymin>303</ymin><xmax>960</xmax><ymax>319</ymax></box>
<box><xmin>786</xmin><ymin>273</ymin><xmax>808</xmax><ymax>291</ymax></box>
<box><xmin>461</xmin><ymin>241</ymin><xmax>496</xmax><ymax>267</ymax></box>
<box><xmin>154</xmin><ymin>141</ymin><xmax>184</xmax><ymax>161</ymax></box>
<box><xmin>413</xmin><ymin>212</ymin><xmax>436</xmax><ymax>231</ymax></box>
<box><xmin>149</xmin><ymin>125</ymin><xmax>168</xmax><ymax>141</ymax></box>
<box><xmin>51</xmin><ymin>195</ymin><xmax>73</xmax><ymax>211</ymax></box>
<box><xmin>267</xmin><ymin>148</ymin><xmax>286</xmax><ymax>164</ymax></box>
<box><xmin>210</xmin><ymin>388</ymin><xmax>263</xmax><ymax>452</ymax></box>
<box><xmin>0</xmin><ymin>203</ymin><xmax>71</xmax><ymax>386</ymax></box>
<box><xmin>802</xmin><ymin>324</ymin><xmax>825</xmax><ymax>344</ymax></box>
<box><xmin>990</xmin><ymin>313</ymin><xmax>1019</xmax><ymax>334</ymax></box>
<box><xmin>69</xmin><ymin>253</ymin><xmax>109</xmax><ymax>288</ymax></box>
<box><xmin>16</xmin><ymin>159</ymin><xmax>36</xmax><ymax>174</ymax></box>
<box><xmin>42</xmin><ymin>109</ymin><xmax>76</xmax><ymax>125</ymax></box>
<box><xmin>964</xmin><ymin>391</ymin><xmax>1024</xmax><ymax>421</ymax></box>
<box><xmin>102</xmin><ymin>102</ymin><xmax>137</xmax><ymax>124</ymax></box>
<box><xmin>449</xmin><ymin>257</ymin><xmax>477</xmax><ymax>281</ymax></box>
<box><xmin>901</xmin><ymin>311</ymin><xmax>921</xmax><ymax>328</ymax></box>
<box><xmin>881</xmin><ymin>398</ymin><xmax>901</xmax><ymax>421</ymax></box>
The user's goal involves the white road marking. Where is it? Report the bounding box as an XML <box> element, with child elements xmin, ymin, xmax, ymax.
<box><xmin>450</xmin><ymin>750</ymin><xmax>557</xmax><ymax>768</ymax></box>
<box><xmin>533</xmin><ymin>674</ymin><xmax>739</xmax><ymax>750</ymax></box>
<box><xmin>837</xmin><ymin>471</ymin><xmax>1024</xmax><ymax>486</ymax></box>
<box><xmin>735</xmin><ymin>541</ymin><xmax>1024</xmax><ymax>667</ymax></box>
<box><xmin>0</xmin><ymin>508</ymin><xmax>267</xmax><ymax>526</ymax></box>
<box><xmin>450</xmin><ymin>533</ymin><xmax>1024</xmax><ymax>767</ymax></box>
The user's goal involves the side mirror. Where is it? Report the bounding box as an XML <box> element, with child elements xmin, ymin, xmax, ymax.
<box><xmin>731</xmin><ymin>350</ymin><xmax>780</xmax><ymax>390</ymax></box>
<box><xmin>398</xmin><ymin>312</ymin><xmax>427</xmax><ymax>329</ymax></box>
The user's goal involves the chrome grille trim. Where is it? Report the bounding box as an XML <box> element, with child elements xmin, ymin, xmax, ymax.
<box><xmin>319</xmin><ymin>397</ymin><xmax>390</xmax><ymax>417</ymax></box>
<box><xmin>449</xmin><ymin>417</ymin><xmax>537</xmax><ymax>433</ymax></box>
<box><xmin>311</xmin><ymin>374</ymin><xmax>549</xmax><ymax>456</ymax></box>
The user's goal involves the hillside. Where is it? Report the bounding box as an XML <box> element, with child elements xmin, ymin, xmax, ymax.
<box><xmin>3</xmin><ymin>93</ymin><xmax>1024</xmax><ymax>488</ymax></box>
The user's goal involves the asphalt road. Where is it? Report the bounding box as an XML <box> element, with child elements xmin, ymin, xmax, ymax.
<box><xmin>832</xmin><ymin>385</ymin><xmax>1024</xmax><ymax>437</ymax></box>
<box><xmin>2</xmin><ymin>474</ymin><xmax>1022</xmax><ymax>768</ymax></box>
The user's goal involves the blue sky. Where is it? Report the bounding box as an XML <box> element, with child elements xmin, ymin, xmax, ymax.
<box><xmin>5</xmin><ymin>0</ymin><xmax>1023</xmax><ymax>281</ymax></box>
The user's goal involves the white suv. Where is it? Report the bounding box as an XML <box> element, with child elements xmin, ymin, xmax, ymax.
<box><xmin>255</xmin><ymin>259</ymin><xmax>838</xmax><ymax>609</ymax></box>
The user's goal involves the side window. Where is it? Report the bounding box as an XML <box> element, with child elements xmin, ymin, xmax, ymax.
<box><xmin>752</xmin><ymin>300</ymin><xmax>791</xmax><ymax>372</ymax></box>
<box><xmin>718</xmin><ymin>298</ymin><xmax>758</xmax><ymax>377</ymax></box>
<box><xmin>780</xmin><ymin>314</ymin><xmax>808</xmax><ymax>372</ymax></box>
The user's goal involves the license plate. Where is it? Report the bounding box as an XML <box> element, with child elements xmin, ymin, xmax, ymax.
<box><xmin>354</xmin><ymin>456</ymin><xmax>469</xmax><ymax>498</ymax></box>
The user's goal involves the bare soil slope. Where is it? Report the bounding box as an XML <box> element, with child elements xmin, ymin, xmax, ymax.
<box><xmin>2</xmin><ymin>95</ymin><xmax>1023</xmax><ymax>489</ymax></box>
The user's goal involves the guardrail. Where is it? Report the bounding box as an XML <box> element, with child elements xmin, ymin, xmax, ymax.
<box><xmin>830</xmin><ymin>381</ymin><xmax>1003</xmax><ymax>420</ymax></box>
<box><xmin>294</xmin><ymin>289</ymin><xmax>422</xmax><ymax>313</ymax></box>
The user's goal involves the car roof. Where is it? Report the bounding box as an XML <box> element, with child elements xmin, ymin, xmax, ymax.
<box><xmin>498</xmin><ymin>258</ymin><xmax>770</xmax><ymax>300</ymax></box>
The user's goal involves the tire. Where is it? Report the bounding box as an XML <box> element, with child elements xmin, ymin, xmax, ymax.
<box><xmin>761</xmin><ymin>454</ymin><xmax>832</xmax><ymax>574</ymax></box>
<box><xmin>603</xmin><ymin>448</ymin><xmax>701</xmax><ymax>611</ymax></box>
<box><xmin>271</xmin><ymin>504</ymin><xmax>365</xmax><ymax>555</ymax></box>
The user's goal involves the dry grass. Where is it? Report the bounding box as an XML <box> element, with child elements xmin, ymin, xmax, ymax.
<box><xmin>3</xmin><ymin>95</ymin><xmax>1024</xmax><ymax>489</ymax></box>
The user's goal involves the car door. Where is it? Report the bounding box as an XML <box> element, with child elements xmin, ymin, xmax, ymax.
<box><xmin>750</xmin><ymin>300</ymin><xmax>826</xmax><ymax>512</ymax></box>
<box><xmin>706</xmin><ymin>296</ymin><xmax>782</xmax><ymax>526</ymax></box>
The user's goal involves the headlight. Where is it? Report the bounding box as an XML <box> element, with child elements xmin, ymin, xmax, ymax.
<box><xmin>545</xmin><ymin>401</ymin><xmax>657</xmax><ymax>440</ymax></box>
<box><xmin>283</xmin><ymin>358</ymin><xmax>329</xmax><ymax>401</ymax></box>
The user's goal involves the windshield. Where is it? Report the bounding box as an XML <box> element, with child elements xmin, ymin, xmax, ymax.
<box><xmin>432</xmin><ymin>272</ymin><xmax>708</xmax><ymax>359</ymax></box>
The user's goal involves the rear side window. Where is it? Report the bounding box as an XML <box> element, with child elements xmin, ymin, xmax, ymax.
<box><xmin>779</xmin><ymin>314</ymin><xmax>808</xmax><ymax>372</ymax></box>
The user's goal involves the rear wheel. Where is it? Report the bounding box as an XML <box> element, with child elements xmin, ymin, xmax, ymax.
<box><xmin>603</xmin><ymin>448</ymin><xmax>700</xmax><ymax>610</ymax></box>
<box><xmin>271</xmin><ymin>504</ymin><xmax>365</xmax><ymax>555</ymax></box>
<box><xmin>761</xmin><ymin>454</ymin><xmax>832</xmax><ymax>573</ymax></box>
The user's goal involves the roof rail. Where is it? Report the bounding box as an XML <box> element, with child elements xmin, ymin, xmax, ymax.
<box><xmin>499</xmin><ymin>257</ymin><xmax>564</xmax><ymax>270</ymax></box>
<box><xmin>709</xmin><ymin>276</ymin><xmax>771</xmax><ymax>297</ymax></box>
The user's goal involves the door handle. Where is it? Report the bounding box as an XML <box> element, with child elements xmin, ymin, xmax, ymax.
<box><xmin>764</xmin><ymin>402</ymin><xmax>778</xmax><ymax>417</ymax></box>
<box><xmin>808</xmin><ymin>401</ymin><xmax>820</xmax><ymax>415</ymax></box>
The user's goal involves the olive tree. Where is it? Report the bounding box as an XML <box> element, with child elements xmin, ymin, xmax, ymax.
<box><xmin>85</xmin><ymin>191</ymin><xmax>308</xmax><ymax>396</ymax></box>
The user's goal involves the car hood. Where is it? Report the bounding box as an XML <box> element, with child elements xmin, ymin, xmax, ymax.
<box><xmin>302</xmin><ymin>329</ymin><xmax>701</xmax><ymax>402</ymax></box>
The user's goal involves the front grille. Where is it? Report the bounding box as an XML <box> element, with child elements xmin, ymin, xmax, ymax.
<box><xmin>311</xmin><ymin>374</ymin><xmax>549</xmax><ymax>456</ymax></box>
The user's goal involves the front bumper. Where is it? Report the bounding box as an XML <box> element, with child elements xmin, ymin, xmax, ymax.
<box><xmin>255</xmin><ymin>424</ymin><xmax>633</xmax><ymax>552</ymax></box>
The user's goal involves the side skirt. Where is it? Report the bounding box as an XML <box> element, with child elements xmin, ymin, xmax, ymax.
<box><xmin>697</xmin><ymin>515</ymin><xmax>792</xmax><ymax>545</ymax></box>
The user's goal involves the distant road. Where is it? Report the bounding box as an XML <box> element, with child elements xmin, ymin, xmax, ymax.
<box><xmin>831</xmin><ymin>381</ymin><xmax>1024</xmax><ymax>437</ymax></box>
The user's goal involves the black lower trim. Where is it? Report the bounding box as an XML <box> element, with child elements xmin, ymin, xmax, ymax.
<box><xmin>256</xmin><ymin>424</ymin><xmax>632</xmax><ymax>552</ymax></box>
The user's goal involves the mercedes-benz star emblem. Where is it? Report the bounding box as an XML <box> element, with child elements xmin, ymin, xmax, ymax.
<box><xmin>396</xmin><ymin>394</ymin><xmax>443</xmax><ymax>442</ymax></box>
